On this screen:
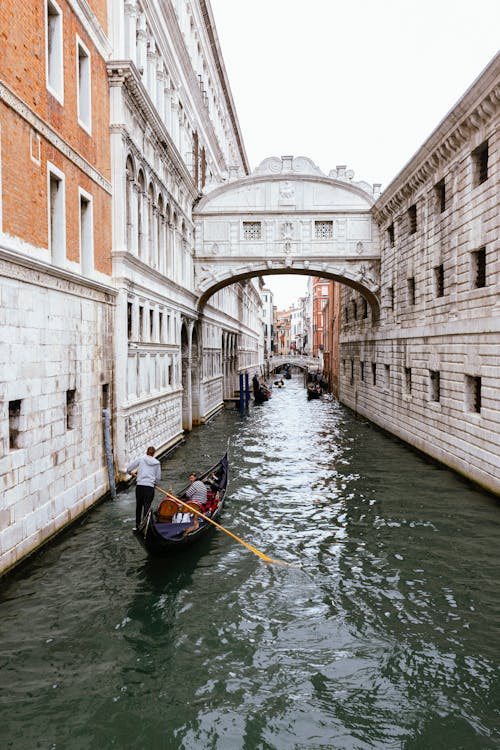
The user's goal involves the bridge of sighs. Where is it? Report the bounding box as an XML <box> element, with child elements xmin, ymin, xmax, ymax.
<box><xmin>192</xmin><ymin>155</ymin><xmax>383</xmax><ymax>316</ymax></box>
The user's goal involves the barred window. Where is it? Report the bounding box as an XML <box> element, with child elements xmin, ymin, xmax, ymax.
<box><xmin>315</xmin><ymin>221</ymin><xmax>333</xmax><ymax>239</ymax></box>
<box><xmin>471</xmin><ymin>247</ymin><xmax>486</xmax><ymax>289</ymax></box>
<box><xmin>465</xmin><ymin>375</ymin><xmax>481</xmax><ymax>413</ymax></box>
<box><xmin>429</xmin><ymin>370</ymin><xmax>440</xmax><ymax>402</ymax></box>
<box><xmin>434</xmin><ymin>264</ymin><xmax>444</xmax><ymax>298</ymax></box>
<box><xmin>472</xmin><ymin>141</ymin><xmax>488</xmax><ymax>186</ymax></box>
<box><xmin>243</xmin><ymin>221</ymin><xmax>262</xmax><ymax>240</ymax></box>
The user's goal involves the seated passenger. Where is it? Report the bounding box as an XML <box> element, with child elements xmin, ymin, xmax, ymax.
<box><xmin>185</xmin><ymin>472</ymin><xmax>208</xmax><ymax>507</ymax></box>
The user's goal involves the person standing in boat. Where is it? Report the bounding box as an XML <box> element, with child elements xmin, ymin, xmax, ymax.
<box><xmin>127</xmin><ymin>446</ymin><xmax>161</xmax><ymax>531</ymax></box>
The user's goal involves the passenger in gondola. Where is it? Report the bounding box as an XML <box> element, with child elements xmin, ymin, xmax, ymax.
<box><xmin>183</xmin><ymin>472</ymin><xmax>208</xmax><ymax>533</ymax></box>
<box><xmin>252</xmin><ymin>373</ymin><xmax>260</xmax><ymax>394</ymax></box>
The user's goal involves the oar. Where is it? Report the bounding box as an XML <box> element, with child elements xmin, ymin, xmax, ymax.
<box><xmin>155</xmin><ymin>484</ymin><xmax>296</xmax><ymax>567</ymax></box>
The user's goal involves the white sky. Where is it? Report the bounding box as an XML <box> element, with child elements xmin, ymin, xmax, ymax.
<box><xmin>209</xmin><ymin>0</ymin><xmax>500</xmax><ymax>309</ymax></box>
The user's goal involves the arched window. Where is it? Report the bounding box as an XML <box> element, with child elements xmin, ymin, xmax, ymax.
<box><xmin>137</xmin><ymin>170</ymin><xmax>145</xmax><ymax>259</ymax></box>
<box><xmin>125</xmin><ymin>156</ymin><xmax>135</xmax><ymax>252</ymax></box>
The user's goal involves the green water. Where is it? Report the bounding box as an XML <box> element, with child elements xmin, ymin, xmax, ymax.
<box><xmin>1</xmin><ymin>379</ymin><xmax>499</xmax><ymax>749</ymax></box>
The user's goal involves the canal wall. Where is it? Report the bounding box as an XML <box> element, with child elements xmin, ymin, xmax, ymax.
<box><xmin>338</xmin><ymin>54</ymin><xmax>500</xmax><ymax>496</ymax></box>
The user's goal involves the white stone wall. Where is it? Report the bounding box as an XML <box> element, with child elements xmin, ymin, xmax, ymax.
<box><xmin>339</xmin><ymin>55</ymin><xmax>500</xmax><ymax>495</ymax></box>
<box><xmin>0</xmin><ymin>256</ymin><xmax>115</xmax><ymax>573</ymax></box>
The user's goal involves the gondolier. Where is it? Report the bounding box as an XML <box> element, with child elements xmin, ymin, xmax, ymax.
<box><xmin>127</xmin><ymin>446</ymin><xmax>161</xmax><ymax>531</ymax></box>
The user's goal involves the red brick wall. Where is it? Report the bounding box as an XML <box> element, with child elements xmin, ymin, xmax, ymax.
<box><xmin>0</xmin><ymin>0</ymin><xmax>111</xmax><ymax>274</ymax></box>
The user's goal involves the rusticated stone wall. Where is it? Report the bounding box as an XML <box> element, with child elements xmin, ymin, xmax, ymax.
<box><xmin>339</xmin><ymin>54</ymin><xmax>500</xmax><ymax>495</ymax></box>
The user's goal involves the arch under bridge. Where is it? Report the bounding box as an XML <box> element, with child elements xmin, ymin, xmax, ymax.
<box><xmin>193</xmin><ymin>155</ymin><xmax>382</xmax><ymax>317</ymax></box>
<box><xmin>269</xmin><ymin>355</ymin><xmax>321</xmax><ymax>372</ymax></box>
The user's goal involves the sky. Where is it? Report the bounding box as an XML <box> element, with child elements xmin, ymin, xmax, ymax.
<box><xmin>209</xmin><ymin>0</ymin><xmax>500</xmax><ymax>309</ymax></box>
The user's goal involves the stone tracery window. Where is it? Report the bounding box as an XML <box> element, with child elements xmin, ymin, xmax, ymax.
<box><xmin>315</xmin><ymin>221</ymin><xmax>333</xmax><ymax>239</ymax></box>
<box><xmin>243</xmin><ymin>221</ymin><xmax>262</xmax><ymax>240</ymax></box>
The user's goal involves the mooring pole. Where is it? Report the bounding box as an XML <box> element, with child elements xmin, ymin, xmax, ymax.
<box><xmin>102</xmin><ymin>408</ymin><xmax>117</xmax><ymax>499</ymax></box>
<box><xmin>245</xmin><ymin>372</ymin><xmax>250</xmax><ymax>405</ymax></box>
<box><xmin>239</xmin><ymin>373</ymin><xmax>244</xmax><ymax>411</ymax></box>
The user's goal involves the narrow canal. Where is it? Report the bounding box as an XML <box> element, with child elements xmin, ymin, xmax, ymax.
<box><xmin>1</xmin><ymin>378</ymin><xmax>500</xmax><ymax>749</ymax></box>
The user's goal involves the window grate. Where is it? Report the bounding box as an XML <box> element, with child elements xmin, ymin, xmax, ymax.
<box><xmin>315</xmin><ymin>221</ymin><xmax>333</xmax><ymax>239</ymax></box>
<box><xmin>243</xmin><ymin>221</ymin><xmax>262</xmax><ymax>240</ymax></box>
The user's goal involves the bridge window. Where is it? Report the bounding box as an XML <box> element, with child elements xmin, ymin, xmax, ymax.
<box><xmin>471</xmin><ymin>247</ymin><xmax>486</xmax><ymax>288</ymax></box>
<box><xmin>372</xmin><ymin>362</ymin><xmax>377</xmax><ymax>386</ymax></box>
<box><xmin>429</xmin><ymin>370</ymin><xmax>440</xmax><ymax>402</ymax></box>
<box><xmin>360</xmin><ymin>361</ymin><xmax>365</xmax><ymax>381</ymax></box>
<box><xmin>465</xmin><ymin>375</ymin><xmax>481</xmax><ymax>413</ymax></box>
<box><xmin>433</xmin><ymin>264</ymin><xmax>444</xmax><ymax>298</ymax></box>
<box><xmin>243</xmin><ymin>221</ymin><xmax>262</xmax><ymax>240</ymax></box>
<box><xmin>350</xmin><ymin>359</ymin><xmax>354</xmax><ymax>384</ymax></box>
<box><xmin>384</xmin><ymin>364</ymin><xmax>390</xmax><ymax>390</ymax></box>
<box><xmin>408</xmin><ymin>204</ymin><xmax>417</xmax><ymax>235</ymax></box>
<box><xmin>472</xmin><ymin>140</ymin><xmax>488</xmax><ymax>186</ymax></box>
<box><xmin>387</xmin><ymin>286</ymin><xmax>394</xmax><ymax>310</ymax></box>
<box><xmin>435</xmin><ymin>179</ymin><xmax>446</xmax><ymax>213</ymax></box>
<box><xmin>361</xmin><ymin>298</ymin><xmax>368</xmax><ymax>319</ymax></box>
<box><xmin>315</xmin><ymin>221</ymin><xmax>333</xmax><ymax>239</ymax></box>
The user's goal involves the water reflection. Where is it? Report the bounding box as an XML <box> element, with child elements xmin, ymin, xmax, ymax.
<box><xmin>0</xmin><ymin>377</ymin><xmax>499</xmax><ymax>749</ymax></box>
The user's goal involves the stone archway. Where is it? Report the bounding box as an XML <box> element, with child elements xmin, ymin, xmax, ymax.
<box><xmin>193</xmin><ymin>156</ymin><xmax>382</xmax><ymax>318</ymax></box>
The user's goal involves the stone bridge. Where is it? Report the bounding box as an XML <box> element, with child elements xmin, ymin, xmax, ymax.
<box><xmin>269</xmin><ymin>355</ymin><xmax>321</xmax><ymax>371</ymax></box>
<box><xmin>193</xmin><ymin>156</ymin><xmax>382</xmax><ymax>316</ymax></box>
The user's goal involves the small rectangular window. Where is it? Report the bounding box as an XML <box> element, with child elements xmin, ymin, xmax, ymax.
<box><xmin>243</xmin><ymin>221</ymin><xmax>262</xmax><ymax>240</ymax></box>
<box><xmin>159</xmin><ymin>311</ymin><xmax>164</xmax><ymax>342</ymax></box>
<box><xmin>9</xmin><ymin>400</ymin><xmax>22</xmax><ymax>450</ymax></box>
<box><xmin>388</xmin><ymin>286</ymin><xmax>394</xmax><ymax>310</ymax></box>
<box><xmin>350</xmin><ymin>359</ymin><xmax>354</xmax><ymax>385</ymax></box>
<box><xmin>387</xmin><ymin>223</ymin><xmax>395</xmax><ymax>247</ymax></box>
<box><xmin>360</xmin><ymin>361</ymin><xmax>365</xmax><ymax>382</ymax></box>
<box><xmin>384</xmin><ymin>364</ymin><xmax>390</xmax><ymax>390</ymax></box>
<box><xmin>408</xmin><ymin>204</ymin><xmax>417</xmax><ymax>234</ymax></box>
<box><xmin>471</xmin><ymin>247</ymin><xmax>486</xmax><ymax>289</ymax></box>
<box><xmin>79</xmin><ymin>190</ymin><xmax>93</xmax><ymax>274</ymax></box>
<box><xmin>407</xmin><ymin>277</ymin><xmax>415</xmax><ymax>305</ymax></box>
<box><xmin>102</xmin><ymin>383</ymin><xmax>110</xmax><ymax>410</ymax></box>
<box><xmin>127</xmin><ymin>302</ymin><xmax>133</xmax><ymax>339</ymax></box>
<box><xmin>429</xmin><ymin>370</ymin><xmax>440</xmax><ymax>402</ymax></box>
<box><xmin>149</xmin><ymin>309</ymin><xmax>154</xmax><ymax>339</ymax></box>
<box><xmin>405</xmin><ymin>367</ymin><xmax>412</xmax><ymax>395</ymax></box>
<box><xmin>465</xmin><ymin>375</ymin><xmax>481</xmax><ymax>413</ymax></box>
<box><xmin>344</xmin><ymin>306</ymin><xmax>349</xmax><ymax>323</ymax></box>
<box><xmin>66</xmin><ymin>389</ymin><xmax>76</xmax><ymax>430</ymax></box>
<box><xmin>435</xmin><ymin>179</ymin><xmax>446</xmax><ymax>213</ymax></box>
<box><xmin>48</xmin><ymin>164</ymin><xmax>66</xmax><ymax>266</ymax></box>
<box><xmin>372</xmin><ymin>362</ymin><xmax>377</xmax><ymax>386</ymax></box>
<box><xmin>77</xmin><ymin>38</ymin><xmax>91</xmax><ymax>132</ymax></box>
<box><xmin>138</xmin><ymin>305</ymin><xmax>144</xmax><ymax>340</ymax></box>
<box><xmin>315</xmin><ymin>221</ymin><xmax>333</xmax><ymax>239</ymax></box>
<box><xmin>434</xmin><ymin>264</ymin><xmax>444</xmax><ymax>298</ymax></box>
<box><xmin>362</xmin><ymin>298</ymin><xmax>368</xmax><ymax>319</ymax></box>
<box><xmin>352</xmin><ymin>300</ymin><xmax>357</xmax><ymax>320</ymax></box>
<box><xmin>46</xmin><ymin>0</ymin><xmax>64</xmax><ymax>102</ymax></box>
<box><xmin>472</xmin><ymin>141</ymin><xmax>488</xmax><ymax>186</ymax></box>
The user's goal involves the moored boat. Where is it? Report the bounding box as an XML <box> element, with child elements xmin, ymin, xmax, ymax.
<box><xmin>134</xmin><ymin>453</ymin><xmax>229</xmax><ymax>556</ymax></box>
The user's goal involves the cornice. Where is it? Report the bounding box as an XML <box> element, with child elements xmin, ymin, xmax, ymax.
<box><xmin>0</xmin><ymin>80</ymin><xmax>112</xmax><ymax>194</ymax></box>
<box><xmin>373</xmin><ymin>53</ymin><xmax>500</xmax><ymax>225</ymax></box>
<box><xmin>198</xmin><ymin>0</ymin><xmax>250</xmax><ymax>174</ymax></box>
<box><xmin>152</xmin><ymin>0</ymin><xmax>226</xmax><ymax>168</ymax></box>
<box><xmin>0</xmin><ymin>243</ymin><xmax>116</xmax><ymax>302</ymax></box>
<box><xmin>107</xmin><ymin>61</ymin><xmax>199</xmax><ymax>201</ymax></box>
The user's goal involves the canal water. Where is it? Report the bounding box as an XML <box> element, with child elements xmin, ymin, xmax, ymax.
<box><xmin>1</xmin><ymin>378</ymin><xmax>500</xmax><ymax>750</ymax></box>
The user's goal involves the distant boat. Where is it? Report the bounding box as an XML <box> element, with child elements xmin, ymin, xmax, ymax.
<box><xmin>134</xmin><ymin>453</ymin><xmax>229</xmax><ymax>556</ymax></box>
<box><xmin>307</xmin><ymin>384</ymin><xmax>322</xmax><ymax>400</ymax></box>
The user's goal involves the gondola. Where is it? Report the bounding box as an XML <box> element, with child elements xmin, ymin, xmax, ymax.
<box><xmin>307</xmin><ymin>384</ymin><xmax>322</xmax><ymax>400</ymax></box>
<box><xmin>253</xmin><ymin>381</ymin><xmax>271</xmax><ymax>403</ymax></box>
<box><xmin>134</xmin><ymin>453</ymin><xmax>229</xmax><ymax>556</ymax></box>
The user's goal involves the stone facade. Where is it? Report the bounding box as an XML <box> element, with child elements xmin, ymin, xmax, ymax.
<box><xmin>0</xmin><ymin>0</ymin><xmax>114</xmax><ymax>573</ymax></box>
<box><xmin>339</xmin><ymin>54</ymin><xmax>500</xmax><ymax>495</ymax></box>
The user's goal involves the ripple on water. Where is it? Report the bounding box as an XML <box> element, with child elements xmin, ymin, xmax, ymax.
<box><xmin>1</xmin><ymin>379</ymin><xmax>500</xmax><ymax>749</ymax></box>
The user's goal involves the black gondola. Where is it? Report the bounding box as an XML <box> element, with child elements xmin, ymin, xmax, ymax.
<box><xmin>307</xmin><ymin>384</ymin><xmax>322</xmax><ymax>400</ymax></box>
<box><xmin>134</xmin><ymin>453</ymin><xmax>229</xmax><ymax>556</ymax></box>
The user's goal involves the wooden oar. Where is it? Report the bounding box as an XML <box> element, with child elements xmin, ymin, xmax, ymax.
<box><xmin>155</xmin><ymin>484</ymin><xmax>296</xmax><ymax>567</ymax></box>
